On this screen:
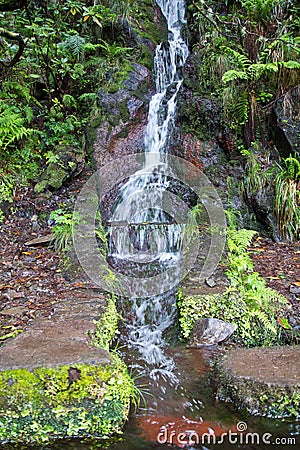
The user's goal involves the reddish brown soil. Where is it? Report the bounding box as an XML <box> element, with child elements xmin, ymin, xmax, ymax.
<box><xmin>0</xmin><ymin>169</ymin><xmax>94</xmax><ymax>340</ymax></box>
<box><xmin>249</xmin><ymin>236</ymin><xmax>300</xmax><ymax>327</ymax></box>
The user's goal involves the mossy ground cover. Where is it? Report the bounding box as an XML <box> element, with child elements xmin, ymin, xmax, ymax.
<box><xmin>213</xmin><ymin>346</ymin><xmax>300</xmax><ymax>418</ymax></box>
<box><xmin>0</xmin><ymin>355</ymin><xmax>134</xmax><ymax>444</ymax></box>
<box><xmin>178</xmin><ymin>228</ymin><xmax>288</xmax><ymax>348</ymax></box>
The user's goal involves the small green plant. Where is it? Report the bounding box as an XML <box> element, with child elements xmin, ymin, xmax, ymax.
<box><xmin>0</xmin><ymin>104</ymin><xmax>37</xmax><ymax>151</ymax></box>
<box><xmin>50</xmin><ymin>207</ymin><xmax>80</xmax><ymax>252</ymax></box>
<box><xmin>240</xmin><ymin>145</ymin><xmax>272</xmax><ymax>196</ymax></box>
<box><xmin>91</xmin><ymin>295</ymin><xmax>120</xmax><ymax>351</ymax></box>
<box><xmin>274</xmin><ymin>156</ymin><xmax>300</xmax><ymax>241</ymax></box>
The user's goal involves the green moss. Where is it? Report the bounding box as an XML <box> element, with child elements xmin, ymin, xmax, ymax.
<box><xmin>0</xmin><ymin>292</ymin><xmax>135</xmax><ymax>445</ymax></box>
<box><xmin>0</xmin><ymin>354</ymin><xmax>134</xmax><ymax>444</ymax></box>
<box><xmin>118</xmin><ymin>100</ymin><xmax>130</xmax><ymax>123</ymax></box>
<box><xmin>133</xmin><ymin>0</ymin><xmax>167</xmax><ymax>46</ymax></box>
<box><xmin>138</xmin><ymin>45</ymin><xmax>154</xmax><ymax>70</ymax></box>
<box><xmin>91</xmin><ymin>295</ymin><xmax>120</xmax><ymax>351</ymax></box>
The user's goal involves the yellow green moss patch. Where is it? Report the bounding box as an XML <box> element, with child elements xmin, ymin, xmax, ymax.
<box><xmin>0</xmin><ymin>354</ymin><xmax>134</xmax><ymax>444</ymax></box>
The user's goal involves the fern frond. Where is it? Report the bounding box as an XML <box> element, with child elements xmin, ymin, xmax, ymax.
<box><xmin>0</xmin><ymin>106</ymin><xmax>37</xmax><ymax>151</ymax></box>
<box><xmin>249</xmin><ymin>309</ymin><xmax>277</xmax><ymax>334</ymax></box>
<box><xmin>61</xmin><ymin>35</ymin><xmax>86</xmax><ymax>60</ymax></box>
<box><xmin>220</xmin><ymin>46</ymin><xmax>251</xmax><ymax>69</ymax></box>
<box><xmin>279</xmin><ymin>60</ymin><xmax>300</xmax><ymax>70</ymax></box>
<box><xmin>227</xmin><ymin>228</ymin><xmax>258</xmax><ymax>253</ymax></box>
<box><xmin>222</xmin><ymin>70</ymin><xmax>248</xmax><ymax>84</ymax></box>
<box><xmin>236</xmin><ymin>91</ymin><xmax>248</xmax><ymax>124</ymax></box>
<box><xmin>78</xmin><ymin>92</ymin><xmax>98</xmax><ymax>102</ymax></box>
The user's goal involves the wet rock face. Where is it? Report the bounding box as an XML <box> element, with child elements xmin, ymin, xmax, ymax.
<box><xmin>273</xmin><ymin>86</ymin><xmax>300</xmax><ymax>157</ymax></box>
<box><xmin>91</xmin><ymin>63</ymin><xmax>153</xmax><ymax>169</ymax></box>
<box><xmin>246</xmin><ymin>186</ymin><xmax>280</xmax><ymax>241</ymax></box>
<box><xmin>189</xmin><ymin>318</ymin><xmax>237</xmax><ymax>347</ymax></box>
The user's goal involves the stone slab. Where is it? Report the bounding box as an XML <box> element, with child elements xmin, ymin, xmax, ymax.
<box><xmin>223</xmin><ymin>345</ymin><xmax>300</xmax><ymax>385</ymax></box>
<box><xmin>0</xmin><ymin>292</ymin><xmax>110</xmax><ymax>371</ymax></box>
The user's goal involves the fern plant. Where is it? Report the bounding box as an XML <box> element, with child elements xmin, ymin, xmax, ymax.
<box><xmin>241</xmin><ymin>0</ymin><xmax>285</xmax><ymax>23</ymax></box>
<box><xmin>221</xmin><ymin>45</ymin><xmax>300</xmax><ymax>145</ymax></box>
<box><xmin>226</xmin><ymin>227</ymin><xmax>287</xmax><ymax>345</ymax></box>
<box><xmin>0</xmin><ymin>104</ymin><xmax>37</xmax><ymax>151</ymax></box>
<box><xmin>275</xmin><ymin>156</ymin><xmax>300</xmax><ymax>241</ymax></box>
<box><xmin>60</xmin><ymin>35</ymin><xmax>85</xmax><ymax>60</ymax></box>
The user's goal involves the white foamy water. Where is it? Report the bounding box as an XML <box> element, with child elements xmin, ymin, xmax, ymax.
<box><xmin>109</xmin><ymin>0</ymin><xmax>189</xmax><ymax>383</ymax></box>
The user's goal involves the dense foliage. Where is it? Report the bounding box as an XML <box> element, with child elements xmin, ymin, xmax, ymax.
<box><xmin>188</xmin><ymin>0</ymin><xmax>300</xmax><ymax>146</ymax></box>
<box><xmin>186</xmin><ymin>0</ymin><xmax>300</xmax><ymax>241</ymax></box>
<box><xmin>0</xmin><ymin>0</ymin><xmax>149</xmax><ymax>211</ymax></box>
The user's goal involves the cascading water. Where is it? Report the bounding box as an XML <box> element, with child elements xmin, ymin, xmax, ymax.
<box><xmin>108</xmin><ymin>0</ymin><xmax>189</xmax><ymax>383</ymax></box>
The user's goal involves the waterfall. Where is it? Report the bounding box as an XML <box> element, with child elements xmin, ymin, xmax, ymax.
<box><xmin>109</xmin><ymin>0</ymin><xmax>189</xmax><ymax>382</ymax></box>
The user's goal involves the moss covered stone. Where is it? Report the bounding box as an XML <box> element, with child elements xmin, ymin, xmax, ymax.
<box><xmin>34</xmin><ymin>145</ymin><xmax>85</xmax><ymax>193</ymax></box>
<box><xmin>0</xmin><ymin>356</ymin><xmax>133</xmax><ymax>444</ymax></box>
<box><xmin>134</xmin><ymin>0</ymin><xmax>167</xmax><ymax>46</ymax></box>
<box><xmin>0</xmin><ymin>291</ymin><xmax>135</xmax><ymax>445</ymax></box>
<box><xmin>213</xmin><ymin>346</ymin><xmax>300</xmax><ymax>418</ymax></box>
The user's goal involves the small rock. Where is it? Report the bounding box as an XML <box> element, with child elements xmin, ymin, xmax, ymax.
<box><xmin>31</xmin><ymin>215</ymin><xmax>40</xmax><ymax>233</ymax></box>
<box><xmin>205</xmin><ymin>277</ymin><xmax>216</xmax><ymax>288</ymax></box>
<box><xmin>189</xmin><ymin>318</ymin><xmax>237</xmax><ymax>347</ymax></box>
<box><xmin>290</xmin><ymin>284</ymin><xmax>300</xmax><ymax>295</ymax></box>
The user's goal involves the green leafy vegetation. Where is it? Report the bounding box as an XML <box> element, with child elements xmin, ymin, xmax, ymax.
<box><xmin>178</xmin><ymin>227</ymin><xmax>288</xmax><ymax>347</ymax></box>
<box><xmin>275</xmin><ymin>156</ymin><xmax>300</xmax><ymax>241</ymax></box>
<box><xmin>91</xmin><ymin>295</ymin><xmax>120</xmax><ymax>351</ymax></box>
<box><xmin>189</xmin><ymin>0</ymin><xmax>300</xmax><ymax>147</ymax></box>
<box><xmin>50</xmin><ymin>207</ymin><xmax>80</xmax><ymax>252</ymax></box>
<box><xmin>0</xmin><ymin>0</ymin><xmax>154</xmax><ymax>212</ymax></box>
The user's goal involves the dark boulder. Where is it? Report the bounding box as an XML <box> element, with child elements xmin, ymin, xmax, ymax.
<box><xmin>272</xmin><ymin>86</ymin><xmax>300</xmax><ymax>157</ymax></box>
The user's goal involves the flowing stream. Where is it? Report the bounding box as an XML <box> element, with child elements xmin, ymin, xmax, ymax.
<box><xmin>108</xmin><ymin>0</ymin><xmax>189</xmax><ymax>383</ymax></box>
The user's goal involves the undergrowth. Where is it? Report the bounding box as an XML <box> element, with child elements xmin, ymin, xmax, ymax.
<box><xmin>178</xmin><ymin>227</ymin><xmax>288</xmax><ymax>347</ymax></box>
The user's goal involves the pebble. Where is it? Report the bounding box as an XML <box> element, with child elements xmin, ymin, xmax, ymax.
<box><xmin>290</xmin><ymin>284</ymin><xmax>300</xmax><ymax>295</ymax></box>
<box><xmin>205</xmin><ymin>277</ymin><xmax>216</xmax><ymax>288</ymax></box>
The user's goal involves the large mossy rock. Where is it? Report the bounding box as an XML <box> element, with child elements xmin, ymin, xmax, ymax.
<box><xmin>90</xmin><ymin>63</ymin><xmax>153</xmax><ymax>169</ymax></box>
<box><xmin>0</xmin><ymin>291</ymin><xmax>134</xmax><ymax>445</ymax></box>
<box><xmin>34</xmin><ymin>145</ymin><xmax>85</xmax><ymax>194</ymax></box>
<box><xmin>0</xmin><ymin>360</ymin><xmax>133</xmax><ymax>444</ymax></box>
<box><xmin>213</xmin><ymin>346</ymin><xmax>300</xmax><ymax>418</ymax></box>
